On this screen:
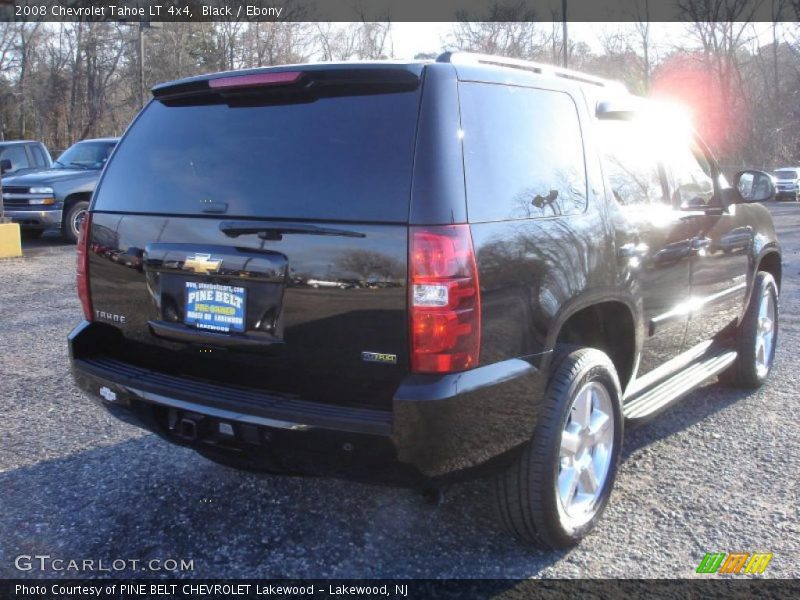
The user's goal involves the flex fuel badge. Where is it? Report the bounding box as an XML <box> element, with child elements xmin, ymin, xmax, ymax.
<box><xmin>361</xmin><ymin>351</ymin><xmax>397</xmax><ymax>365</ymax></box>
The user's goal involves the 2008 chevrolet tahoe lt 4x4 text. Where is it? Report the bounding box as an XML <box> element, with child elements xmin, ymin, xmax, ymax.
<box><xmin>69</xmin><ymin>53</ymin><xmax>781</xmax><ymax>548</ymax></box>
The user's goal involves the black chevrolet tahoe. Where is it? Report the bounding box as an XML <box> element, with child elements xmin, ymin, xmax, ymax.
<box><xmin>2</xmin><ymin>138</ymin><xmax>118</xmax><ymax>242</ymax></box>
<box><xmin>69</xmin><ymin>53</ymin><xmax>781</xmax><ymax>548</ymax></box>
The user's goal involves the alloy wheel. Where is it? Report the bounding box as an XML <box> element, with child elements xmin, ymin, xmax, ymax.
<box><xmin>755</xmin><ymin>286</ymin><xmax>777</xmax><ymax>378</ymax></box>
<box><xmin>71</xmin><ymin>208</ymin><xmax>87</xmax><ymax>239</ymax></box>
<box><xmin>557</xmin><ymin>381</ymin><xmax>615</xmax><ymax>528</ymax></box>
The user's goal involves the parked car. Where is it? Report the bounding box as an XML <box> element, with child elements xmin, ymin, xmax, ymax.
<box><xmin>772</xmin><ymin>167</ymin><xmax>800</xmax><ymax>201</ymax></box>
<box><xmin>1</xmin><ymin>137</ymin><xmax>118</xmax><ymax>242</ymax></box>
<box><xmin>0</xmin><ymin>140</ymin><xmax>52</xmax><ymax>175</ymax></box>
<box><xmin>306</xmin><ymin>278</ymin><xmax>353</xmax><ymax>289</ymax></box>
<box><xmin>69</xmin><ymin>54</ymin><xmax>781</xmax><ymax>548</ymax></box>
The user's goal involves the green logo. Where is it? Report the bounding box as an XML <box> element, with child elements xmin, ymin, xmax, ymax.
<box><xmin>697</xmin><ymin>552</ymin><xmax>773</xmax><ymax>575</ymax></box>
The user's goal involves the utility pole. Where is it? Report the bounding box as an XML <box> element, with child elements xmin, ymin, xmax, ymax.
<box><xmin>119</xmin><ymin>20</ymin><xmax>152</xmax><ymax>109</ymax></box>
<box><xmin>562</xmin><ymin>0</ymin><xmax>568</xmax><ymax>68</ymax></box>
<box><xmin>138</xmin><ymin>22</ymin><xmax>146</xmax><ymax>108</ymax></box>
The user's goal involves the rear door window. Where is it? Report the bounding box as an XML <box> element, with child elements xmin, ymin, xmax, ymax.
<box><xmin>31</xmin><ymin>145</ymin><xmax>46</xmax><ymax>166</ymax></box>
<box><xmin>0</xmin><ymin>145</ymin><xmax>31</xmax><ymax>173</ymax></box>
<box><xmin>94</xmin><ymin>89</ymin><xmax>421</xmax><ymax>223</ymax></box>
<box><xmin>459</xmin><ymin>82</ymin><xmax>588</xmax><ymax>222</ymax></box>
<box><xmin>663</xmin><ymin>143</ymin><xmax>716</xmax><ymax>209</ymax></box>
<box><xmin>597</xmin><ymin>119</ymin><xmax>668</xmax><ymax>208</ymax></box>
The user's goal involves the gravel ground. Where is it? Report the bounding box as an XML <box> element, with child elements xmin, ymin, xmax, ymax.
<box><xmin>0</xmin><ymin>203</ymin><xmax>798</xmax><ymax>579</ymax></box>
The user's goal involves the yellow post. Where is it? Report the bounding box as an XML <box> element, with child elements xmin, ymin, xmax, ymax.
<box><xmin>0</xmin><ymin>221</ymin><xmax>22</xmax><ymax>258</ymax></box>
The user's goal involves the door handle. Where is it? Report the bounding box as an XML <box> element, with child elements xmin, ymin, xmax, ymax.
<box><xmin>618</xmin><ymin>242</ymin><xmax>649</xmax><ymax>258</ymax></box>
<box><xmin>692</xmin><ymin>237</ymin><xmax>712</xmax><ymax>250</ymax></box>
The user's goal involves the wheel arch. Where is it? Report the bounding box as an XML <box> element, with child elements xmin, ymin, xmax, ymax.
<box><xmin>62</xmin><ymin>191</ymin><xmax>93</xmax><ymax>213</ymax></box>
<box><xmin>60</xmin><ymin>192</ymin><xmax>93</xmax><ymax>241</ymax></box>
<box><xmin>739</xmin><ymin>247</ymin><xmax>782</xmax><ymax>322</ymax></box>
<box><xmin>547</xmin><ymin>295</ymin><xmax>640</xmax><ymax>391</ymax></box>
<box><xmin>756</xmin><ymin>249</ymin><xmax>781</xmax><ymax>290</ymax></box>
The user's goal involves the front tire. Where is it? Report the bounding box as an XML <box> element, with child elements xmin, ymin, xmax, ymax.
<box><xmin>62</xmin><ymin>200</ymin><xmax>89</xmax><ymax>244</ymax></box>
<box><xmin>722</xmin><ymin>271</ymin><xmax>778</xmax><ymax>388</ymax></box>
<box><xmin>494</xmin><ymin>347</ymin><xmax>623</xmax><ymax>548</ymax></box>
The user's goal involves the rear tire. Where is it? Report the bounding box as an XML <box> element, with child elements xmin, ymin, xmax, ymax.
<box><xmin>721</xmin><ymin>271</ymin><xmax>778</xmax><ymax>388</ymax></box>
<box><xmin>494</xmin><ymin>347</ymin><xmax>623</xmax><ymax>548</ymax></box>
<box><xmin>62</xmin><ymin>200</ymin><xmax>89</xmax><ymax>244</ymax></box>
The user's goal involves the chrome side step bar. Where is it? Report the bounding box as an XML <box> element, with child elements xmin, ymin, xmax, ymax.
<box><xmin>623</xmin><ymin>349</ymin><xmax>738</xmax><ymax>422</ymax></box>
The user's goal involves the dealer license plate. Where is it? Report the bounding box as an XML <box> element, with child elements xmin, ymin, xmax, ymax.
<box><xmin>184</xmin><ymin>281</ymin><xmax>246</xmax><ymax>333</ymax></box>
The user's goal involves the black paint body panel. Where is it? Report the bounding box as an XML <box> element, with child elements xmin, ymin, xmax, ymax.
<box><xmin>88</xmin><ymin>213</ymin><xmax>409</xmax><ymax>411</ymax></box>
<box><xmin>69</xmin><ymin>60</ymin><xmax>781</xmax><ymax>484</ymax></box>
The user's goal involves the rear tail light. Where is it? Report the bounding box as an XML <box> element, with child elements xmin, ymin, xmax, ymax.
<box><xmin>409</xmin><ymin>225</ymin><xmax>481</xmax><ymax>373</ymax></box>
<box><xmin>76</xmin><ymin>212</ymin><xmax>93</xmax><ymax>321</ymax></box>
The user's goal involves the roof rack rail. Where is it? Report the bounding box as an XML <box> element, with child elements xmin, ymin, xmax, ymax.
<box><xmin>437</xmin><ymin>51</ymin><xmax>627</xmax><ymax>92</ymax></box>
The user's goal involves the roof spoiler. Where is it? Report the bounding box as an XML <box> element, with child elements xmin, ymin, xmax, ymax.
<box><xmin>152</xmin><ymin>65</ymin><xmax>422</xmax><ymax>102</ymax></box>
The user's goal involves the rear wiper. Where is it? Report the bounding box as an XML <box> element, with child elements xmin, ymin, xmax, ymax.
<box><xmin>219</xmin><ymin>221</ymin><xmax>366</xmax><ymax>241</ymax></box>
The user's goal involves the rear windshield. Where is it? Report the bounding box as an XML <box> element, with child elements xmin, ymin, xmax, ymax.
<box><xmin>774</xmin><ymin>170</ymin><xmax>798</xmax><ymax>180</ymax></box>
<box><xmin>93</xmin><ymin>89</ymin><xmax>420</xmax><ymax>222</ymax></box>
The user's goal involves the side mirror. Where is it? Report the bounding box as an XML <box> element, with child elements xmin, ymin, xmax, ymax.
<box><xmin>0</xmin><ymin>159</ymin><xmax>11</xmax><ymax>175</ymax></box>
<box><xmin>735</xmin><ymin>169</ymin><xmax>775</xmax><ymax>203</ymax></box>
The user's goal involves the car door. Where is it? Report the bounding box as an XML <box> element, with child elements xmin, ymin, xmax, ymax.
<box><xmin>598</xmin><ymin>118</ymin><xmax>694</xmax><ymax>378</ymax></box>
<box><xmin>665</xmin><ymin>141</ymin><xmax>750</xmax><ymax>351</ymax></box>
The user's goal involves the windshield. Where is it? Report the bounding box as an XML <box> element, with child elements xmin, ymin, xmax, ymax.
<box><xmin>56</xmin><ymin>142</ymin><xmax>116</xmax><ymax>170</ymax></box>
<box><xmin>774</xmin><ymin>170</ymin><xmax>798</xmax><ymax>180</ymax></box>
<box><xmin>93</xmin><ymin>90</ymin><xmax>420</xmax><ymax>222</ymax></box>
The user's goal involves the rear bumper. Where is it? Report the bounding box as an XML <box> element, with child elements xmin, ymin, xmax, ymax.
<box><xmin>4</xmin><ymin>208</ymin><xmax>62</xmax><ymax>229</ymax></box>
<box><xmin>69</xmin><ymin>321</ymin><xmax>547</xmax><ymax>485</ymax></box>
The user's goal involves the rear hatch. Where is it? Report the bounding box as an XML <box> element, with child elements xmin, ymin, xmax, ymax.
<box><xmin>86</xmin><ymin>65</ymin><xmax>423</xmax><ymax>410</ymax></box>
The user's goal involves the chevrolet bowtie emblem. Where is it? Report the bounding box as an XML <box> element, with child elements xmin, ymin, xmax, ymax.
<box><xmin>183</xmin><ymin>253</ymin><xmax>222</xmax><ymax>275</ymax></box>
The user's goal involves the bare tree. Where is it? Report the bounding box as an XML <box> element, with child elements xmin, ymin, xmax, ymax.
<box><xmin>632</xmin><ymin>0</ymin><xmax>653</xmax><ymax>90</ymax></box>
<box><xmin>677</xmin><ymin>0</ymin><xmax>760</xmax><ymax>162</ymax></box>
<box><xmin>242</xmin><ymin>23</ymin><xmax>315</xmax><ymax>67</ymax></box>
<box><xmin>15</xmin><ymin>23</ymin><xmax>41</xmax><ymax>137</ymax></box>
<box><xmin>215</xmin><ymin>22</ymin><xmax>245</xmax><ymax>71</ymax></box>
<box><xmin>314</xmin><ymin>21</ymin><xmax>393</xmax><ymax>61</ymax></box>
<box><xmin>1</xmin><ymin>19</ymin><xmax>798</xmax><ymax>169</ymax></box>
<box><xmin>79</xmin><ymin>24</ymin><xmax>126</xmax><ymax>138</ymax></box>
<box><xmin>447</xmin><ymin>1</ymin><xmax>545</xmax><ymax>59</ymax></box>
<box><xmin>0</xmin><ymin>23</ymin><xmax>15</xmax><ymax>74</ymax></box>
